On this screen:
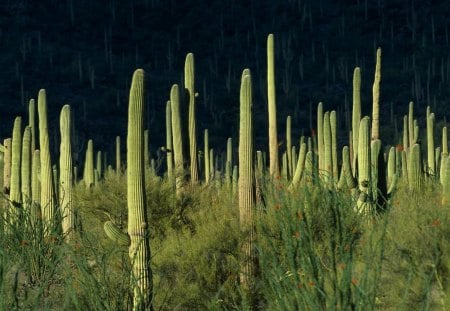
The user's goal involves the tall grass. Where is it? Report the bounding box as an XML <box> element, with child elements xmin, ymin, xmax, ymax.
<box><xmin>1</xmin><ymin>172</ymin><xmax>450</xmax><ymax>310</ymax></box>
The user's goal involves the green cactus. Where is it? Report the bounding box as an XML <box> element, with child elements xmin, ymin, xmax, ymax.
<box><xmin>31</xmin><ymin>150</ymin><xmax>41</xmax><ymax>222</ymax></box>
<box><xmin>10</xmin><ymin>117</ymin><xmax>22</xmax><ymax>225</ymax></box>
<box><xmin>317</xmin><ymin>102</ymin><xmax>324</xmax><ymax>174</ymax></box>
<box><xmin>116</xmin><ymin>136</ymin><xmax>121</xmax><ymax>173</ymax></box>
<box><xmin>352</xmin><ymin>67</ymin><xmax>361</xmax><ymax>176</ymax></box>
<box><xmin>290</xmin><ymin>142</ymin><xmax>307</xmax><ymax>188</ymax></box>
<box><xmin>426</xmin><ymin>109</ymin><xmax>435</xmax><ymax>175</ymax></box>
<box><xmin>96</xmin><ymin>150</ymin><xmax>102</xmax><ymax>180</ymax></box>
<box><xmin>185</xmin><ymin>53</ymin><xmax>199</xmax><ymax>184</ymax></box>
<box><xmin>28</xmin><ymin>99</ymin><xmax>36</xmax><ymax>155</ymax></box>
<box><xmin>323</xmin><ymin>111</ymin><xmax>332</xmax><ymax>184</ymax></box>
<box><xmin>371</xmin><ymin>48</ymin><xmax>382</xmax><ymax>140</ymax></box>
<box><xmin>59</xmin><ymin>105</ymin><xmax>74</xmax><ymax>240</ymax></box>
<box><xmin>38</xmin><ymin>89</ymin><xmax>56</xmax><ymax>231</ymax></box>
<box><xmin>371</xmin><ymin>139</ymin><xmax>387</xmax><ymax>210</ymax></box>
<box><xmin>204</xmin><ymin>129</ymin><xmax>210</xmax><ymax>184</ymax></box>
<box><xmin>209</xmin><ymin>148</ymin><xmax>214</xmax><ymax>181</ymax></box>
<box><xmin>442</xmin><ymin>157</ymin><xmax>450</xmax><ymax>205</ymax></box>
<box><xmin>144</xmin><ymin>129</ymin><xmax>150</xmax><ymax>169</ymax></box>
<box><xmin>225</xmin><ymin>137</ymin><xmax>232</xmax><ymax>185</ymax></box>
<box><xmin>127</xmin><ymin>69</ymin><xmax>153</xmax><ymax>309</ymax></box>
<box><xmin>403</xmin><ymin>115</ymin><xmax>409</xmax><ymax>151</ymax></box>
<box><xmin>21</xmin><ymin>126</ymin><xmax>32</xmax><ymax>210</ymax></box>
<box><xmin>83</xmin><ymin>139</ymin><xmax>95</xmax><ymax>188</ymax></box>
<box><xmin>357</xmin><ymin>117</ymin><xmax>372</xmax><ymax>214</ymax></box>
<box><xmin>387</xmin><ymin>146</ymin><xmax>396</xmax><ymax>187</ymax></box>
<box><xmin>408</xmin><ymin>144</ymin><xmax>422</xmax><ymax>191</ymax></box>
<box><xmin>286</xmin><ymin>116</ymin><xmax>292</xmax><ymax>179</ymax></box>
<box><xmin>330</xmin><ymin>111</ymin><xmax>338</xmax><ymax>181</ymax></box>
<box><xmin>165</xmin><ymin>101</ymin><xmax>174</xmax><ymax>181</ymax></box>
<box><xmin>408</xmin><ymin>102</ymin><xmax>415</xmax><ymax>147</ymax></box>
<box><xmin>443</xmin><ymin>126</ymin><xmax>448</xmax><ymax>156</ymax></box>
<box><xmin>170</xmin><ymin>84</ymin><xmax>184</xmax><ymax>194</ymax></box>
<box><xmin>238</xmin><ymin>68</ymin><xmax>257</xmax><ymax>301</ymax></box>
<box><xmin>267</xmin><ymin>33</ymin><xmax>279</xmax><ymax>177</ymax></box>
<box><xmin>104</xmin><ymin>220</ymin><xmax>130</xmax><ymax>246</ymax></box>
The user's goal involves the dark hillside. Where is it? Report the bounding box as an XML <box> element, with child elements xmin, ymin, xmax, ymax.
<box><xmin>0</xmin><ymin>0</ymin><xmax>449</xmax><ymax>156</ymax></box>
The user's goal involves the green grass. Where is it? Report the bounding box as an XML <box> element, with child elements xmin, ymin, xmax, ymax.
<box><xmin>1</xmin><ymin>171</ymin><xmax>450</xmax><ymax>310</ymax></box>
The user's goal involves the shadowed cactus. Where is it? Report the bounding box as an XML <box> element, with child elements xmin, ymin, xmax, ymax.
<box><xmin>165</xmin><ymin>100</ymin><xmax>173</xmax><ymax>181</ymax></box>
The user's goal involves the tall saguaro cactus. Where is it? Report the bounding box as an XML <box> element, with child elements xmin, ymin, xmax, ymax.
<box><xmin>185</xmin><ymin>53</ymin><xmax>199</xmax><ymax>184</ymax></box>
<box><xmin>170</xmin><ymin>84</ymin><xmax>184</xmax><ymax>193</ymax></box>
<box><xmin>371</xmin><ymin>48</ymin><xmax>381</xmax><ymax>140</ymax></box>
<box><xmin>127</xmin><ymin>69</ymin><xmax>153</xmax><ymax>310</ymax></box>
<box><xmin>352</xmin><ymin>67</ymin><xmax>361</xmax><ymax>176</ymax></box>
<box><xmin>267</xmin><ymin>34</ymin><xmax>279</xmax><ymax>177</ymax></box>
<box><xmin>21</xmin><ymin>126</ymin><xmax>32</xmax><ymax>209</ymax></box>
<box><xmin>59</xmin><ymin>105</ymin><xmax>74</xmax><ymax>240</ymax></box>
<box><xmin>83</xmin><ymin>139</ymin><xmax>95</xmax><ymax>188</ymax></box>
<box><xmin>238</xmin><ymin>68</ymin><xmax>257</xmax><ymax>302</ymax></box>
<box><xmin>10</xmin><ymin>117</ymin><xmax>22</xmax><ymax>224</ymax></box>
<box><xmin>38</xmin><ymin>89</ymin><xmax>55</xmax><ymax>232</ymax></box>
<box><xmin>165</xmin><ymin>100</ymin><xmax>173</xmax><ymax>180</ymax></box>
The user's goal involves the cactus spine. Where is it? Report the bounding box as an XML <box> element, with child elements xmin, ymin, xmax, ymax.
<box><xmin>371</xmin><ymin>48</ymin><xmax>382</xmax><ymax>140</ymax></box>
<box><xmin>185</xmin><ymin>53</ymin><xmax>198</xmax><ymax>184</ymax></box>
<box><xmin>267</xmin><ymin>34</ymin><xmax>279</xmax><ymax>177</ymax></box>
<box><xmin>59</xmin><ymin>105</ymin><xmax>74</xmax><ymax>240</ymax></box>
<box><xmin>127</xmin><ymin>69</ymin><xmax>152</xmax><ymax>310</ymax></box>
<box><xmin>238</xmin><ymin>69</ymin><xmax>257</xmax><ymax>300</ymax></box>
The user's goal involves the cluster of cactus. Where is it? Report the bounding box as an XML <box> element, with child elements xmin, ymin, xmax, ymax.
<box><xmin>4</xmin><ymin>32</ymin><xmax>450</xmax><ymax>309</ymax></box>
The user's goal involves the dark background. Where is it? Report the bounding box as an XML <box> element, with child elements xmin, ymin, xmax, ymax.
<box><xmin>0</xmin><ymin>0</ymin><xmax>448</xmax><ymax>165</ymax></box>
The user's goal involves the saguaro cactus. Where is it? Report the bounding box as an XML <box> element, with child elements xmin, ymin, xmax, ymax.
<box><xmin>83</xmin><ymin>139</ymin><xmax>95</xmax><ymax>188</ymax></box>
<box><xmin>10</xmin><ymin>117</ymin><xmax>22</xmax><ymax>224</ymax></box>
<box><xmin>127</xmin><ymin>69</ymin><xmax>152</xmax><ymax>310</ymax></box>
<box><xmin>238</xmin><ymin>69</ymin><xmax>257</xmax><ymax>302</ymax></box>
<box><xmin>185</xmin><ymin>53</ymin><xmax>199</xmax><ymax>184</ymax></box>
<box><xmin>165</xmin><ymin>100</ymin><xmax>173</xmax><ymax>180</ymax></box>
<box><xmin>357</xmin><ymin>117</ymin><xmax>372</xmax><ymax>214</ymax></box>
<box><xmin>204</xmin><ymin>129</ymin><xmax>210</xmax><ymax>184</ymax></box>
<box><xmin>267</xmin><ymin>34</ymin><xmax>279</xmax><ymax>177</ymax></box>
<box><xmin>352</xmin><ymin>68</ymin><xmax>361</xmax><ymax>176</ymax></box>
<box><xmin>21</xmin><ymin>126</ymin><xmax>32</xmax><ymax>209</ymax></box>
<box><xmin>59</xmin><ymin>105</ymin><xmax>74</xmax><ymax>240</ymax></box>
<box><xmin>170</xmin><ymin>84</ymin><xmax>184</xmax><ymax>193</ymax></box>
<box><xmin>38</xmin><ymin>89</ymin><xmax>55</xmax><ymax>231</ymax></box>
<box><xmin>371</xmin><ymin>48</ymin><xmax>382</xmax><ymax>140</ymax></box>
